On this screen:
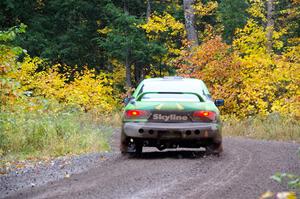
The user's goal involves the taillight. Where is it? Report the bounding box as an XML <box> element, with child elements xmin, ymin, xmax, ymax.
<box><xmin>125</xmin><ymin>110</ymin><xmax>150</xmax><ymax>119</ymax></box>
<box><xmin>193</xmin><ymin>111</ymin><xmax>216</xmax><ymax>122</ymax></box>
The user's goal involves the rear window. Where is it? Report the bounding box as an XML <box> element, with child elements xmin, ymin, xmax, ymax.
<box><xmin>143</xmin><ymin>81</ymin><xmax>202</xmax><ymax>93</ymax></box>
<box><xmin>140</xmin><ymin>93</ymin><xmax>200</xmax><ymax>102</ymax></box>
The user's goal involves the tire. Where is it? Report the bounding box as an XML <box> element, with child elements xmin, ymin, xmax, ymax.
<box><xmin>135</xmin><ymin>142</ymin><xmax>143</xmax><ymax>154</ymax></box>
<box><xmin>120</xmin><ymin>130</ymin><xmax>128</xmax><ymax>154</ymax></box>
<box><xmin>120</xmin><ymin>131</ymin><xmax>143</xmax><ymax>155</ymax></box>
<box><xmin>206</xmin><ymin>142</ymin><xmax>223</xmax><ymax>155</ymax></box>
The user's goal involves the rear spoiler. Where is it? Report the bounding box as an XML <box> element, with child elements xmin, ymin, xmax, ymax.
<box><xmin>136</xmin><ymin>92</ymin><xmax>204</xmax><ymax>102</ymax></box>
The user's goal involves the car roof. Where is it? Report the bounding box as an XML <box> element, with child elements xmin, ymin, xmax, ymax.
<box><xmin>139</xmin><ymin>77</ymin><xmax>210</xmax><ymax>97</ymax></box>
<box><xmin>142</xmin><ymin>77</ymin><xmax>202</xmax><ymax>83</ymax></box>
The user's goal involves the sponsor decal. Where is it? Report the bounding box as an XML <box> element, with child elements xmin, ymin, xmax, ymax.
<box><xmin>152</xmin><ymin>114</ymin><xmax>188</xmax><ymax>122</ymax></box>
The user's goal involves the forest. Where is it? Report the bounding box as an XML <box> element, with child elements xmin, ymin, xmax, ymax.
<box><xmin>0</xmin><ymin>0</ymin><xmax>299</xmax><ymax>159</ymax></box>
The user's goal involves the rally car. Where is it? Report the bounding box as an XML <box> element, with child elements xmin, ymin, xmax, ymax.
<box><xmin>120</xmin><ymin>77</ymin><xmax>224</xmax><ymax>155</ymax></box>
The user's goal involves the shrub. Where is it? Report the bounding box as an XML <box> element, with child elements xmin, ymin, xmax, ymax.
<box><xmin>177</xmin><ymin>36</ymin><xmax>300</xmax><ymax>119</ymax></box>
<box><xmin>5</xmin><ymin>56</ymin><xmax>118</xmax><ymax>112</ymax></box>
<box><xmin>0</xmin><ymin>107</ymin><xmax>114</xmax><ymax>160</ymax></box>
<box><xmin>222</xmin><ymin>114</ymin><xmax>300</xmax><ymax>142</ymax></box>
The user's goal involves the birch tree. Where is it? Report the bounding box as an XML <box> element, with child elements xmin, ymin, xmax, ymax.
<box><xmin>183</xmin><ymin>0</ymin><xmax>198</xmax><ymax>47</ymax></box>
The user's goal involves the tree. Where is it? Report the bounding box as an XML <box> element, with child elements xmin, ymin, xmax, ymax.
<box><xmin>98</xmin><ymin>3</ymin><xmax>165</xmax><ymax>87</ymax></box>
<box><xmin>146</xmin><ymin>0</ymin><xmax>151</xmax><ymax>22</ymax></box>
<box><xmin>183</xmin><ymin>0</ymin><xmax>198</xmax><ymax>47</ymax></box>
<box><xmin>0</xmin><ymin>23</ymin><xmax>27</xmax><ymax>111</ymax></box>
<box><xmin>1</xmin><ymin>0</ymin><xmax>111</xmax><ymax>70</ymax></box>
<box><xmin>266</xmin><ymin>0</ymin><xmax>275</xmax><ymax>53</ymax></box>
<box><xmin>138</xmin><ymin>11</ymin><xmax>185</xmax><ymax>76</ymax></box>
<box><xmin>217</xmin><ymin>0</ymin><xmax>249</xmax><ymax>43</ymax></box>
<box><xmin>275</xmin><ymin>0</ymin><xmax>300</xmax><ymax>48</ymax></box>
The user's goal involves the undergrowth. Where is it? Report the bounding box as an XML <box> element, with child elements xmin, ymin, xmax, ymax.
<box><xmin>0</xmin><ymin>109</ymin><xmax>121</xmax><ymax>163</ymax></box>
<box><xmin>223</xmin><ymin>114</ymin><xmax>300</xmax><ymax>143</ymax></box>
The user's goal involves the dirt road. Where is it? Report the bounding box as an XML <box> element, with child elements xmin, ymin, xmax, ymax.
<box><xmin>2</xmin><ymin>132</ymin><xmax>300</xmax><ymax>199</ymax></box>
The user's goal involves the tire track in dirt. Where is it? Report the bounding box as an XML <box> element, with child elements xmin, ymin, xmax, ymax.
<box><xmin>185</xmin><ymin>147</ymin><xmax>253</xmax><ymax>199</ymax></box>
<box><xmin>3</xmin><ymin>135</ymin><xmax>300</xmax><ymax>199</ymax></box>
<box><xmin>131</xmin><ymin>145</ymin><xmax>253</xmax><ymax>199</ymax></box>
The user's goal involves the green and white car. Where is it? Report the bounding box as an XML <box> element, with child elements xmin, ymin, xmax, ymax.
<box><xmin>121</xmin><ymin>77</ymin><xmax>224</xmax><ymax>155</ymax></box>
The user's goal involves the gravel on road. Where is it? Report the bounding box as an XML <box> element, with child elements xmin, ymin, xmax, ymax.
<box><xmin>1</xmin><ymin>132</ymin><xmax>299</xmax><ymax>199</ymax></box>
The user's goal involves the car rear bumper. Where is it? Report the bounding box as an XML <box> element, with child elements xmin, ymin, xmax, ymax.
<box><xmin>123</xmin><ymin>122</ymin><xmax>221</xmax><ymax>140</ymax></box>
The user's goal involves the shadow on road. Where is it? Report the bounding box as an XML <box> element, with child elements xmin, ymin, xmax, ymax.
<box><xmin>127</xmin><ymin>150</ymin><xmax>208</xmax><ymax>160</ymax></box>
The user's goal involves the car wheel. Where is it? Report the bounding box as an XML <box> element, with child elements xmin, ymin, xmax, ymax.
<box><xmin>135</xmin><ymin>142</ymin><xmax>143</xmax><ymax>154</ymax></box>
<box><xmin>206</xmin><ymin>142</ymin><xmax>223</xmax><ymax>155</ymax></box>
<box><xmin>120</xmin><ymin>131</ymin><xmax>128</xmax><ymax>154</ymax></box>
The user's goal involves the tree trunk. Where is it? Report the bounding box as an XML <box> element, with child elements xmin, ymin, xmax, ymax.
<box><xmin>124</xmin><ymin>0</ymin><xmax>132</xmax><ymax>87</ymax></box>
<box><xmin>266</xmin><ymin>0</ymin><xmax>274</xmax><ymax>53</ymax></box>
<box><xmin>146</xmin><ymin>0</ymin><xmax>151</xmax><ymax>22</ymax></box>
<box><xmin>123</xmin><ymin>0</ymin><xmax>129</xmax><ymax>14</ymax></box>
<box><xmin>125</xmin><ymin>49</ymin><xmax>132</xmax><ymax>88</ymax></box>
<box><xmin>183</xmin><ymin>0</ymin><xmax>198</xmax><ymax>47</ymax></box>
<box><xmin>134</xmin><ymin>63</ymin><xmax>144</xmax><ymax>85</ymax></box>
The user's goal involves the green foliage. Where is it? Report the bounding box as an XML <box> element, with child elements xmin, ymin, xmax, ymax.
<box><xmin>0</xmin><ymin>23</ymin><xmax>26</xmax><ymax>43</ymax></box>
<box><xmin>270</xmin><ymin>149</ymin><xmax>300</xmax><ymax>195</ymax></box>
<box><xmin>217</xmin><ymin>0</ymin><xmax>249</xmax><ymax>43</ymax></box>
<box><xmin>98</xmin><ymin>3</ymin><xmax>166</xmax><ymax>85</ymax></box>
<box><xmin>111</xmin><ymin>0</ymin><xmax>147</xmax><ymax>17</ymax></box>
<box><xmin>0</xmin><ymin>23</ymin><xmax>26</xmax><ymax>56</ymax></box>
<box><xmin>138</xmin><ymin>11</ymin><xmax>185</xmax><ymax>76</ymax></box>
<box><xmin>0</xmin><ymin>0</ymin><xmax>183</xmax><ymax>78</ymax></box>
<box><xmin>2</xmin><ymin>0</ymin><xmax>110</xmax><ymax>68</ymax></box>
<box><xmin>271</xmin><ymin>172</ymin><xmax>300</xmax><ymax>190</ymax></box>
<box><xmin>276</xmin><ymin>0</ymin><xmax>300</xmax><ymax>45</ymax></box>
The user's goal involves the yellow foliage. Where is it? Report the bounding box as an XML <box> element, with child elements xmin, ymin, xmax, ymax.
<box><xmin>138</xmin><ymin>12</ymin><xmax>185</xmax><ymax>63</ymax></box>
<box><xmin>97</xmin><ymin>26</ymin><xmax>112</xmax><ymax>35</ymax></box>
<box><xmin>64</xmin><ymin>70</ymin><xmax>115</xmax><ymax>112</ymax></box>
<box><xmin>177</xmin><ymin>35</ymin><xmax>300</xmax><ymax>118</ymax></box>
<box><xmin>110</xmin><ymin>59</ymin><xmax>126</xmax><ymax>88</ymax></box>
<box><xmin>233</xmin><ymin>19</ymin><xmax>287</xmax><ymax>55</ymax></box>
<box><xmin>2</xmin><ymin>53</ymin><xmax>117</xmax><ymax>113</ymax></box>
<box><xmin>233</xmin><ymin>19</ymin><xmax>267</xmax><ymax>55</ymax></box>
<box><xmin>229</xmin><ymin>14</ymin><xmax>299</xmax><ymax>117</ymax></box>
<box><xmin>0</xmin><ymin>46</ymin><xmax>23</xmax><ymax>110</ymax></box>
<box><xmin>260</xmin><ymin>191</ymin><xmax>297</xmax><ymax>199</ymax></box>
<box><xmin>284</xmin><ymin>37</ymin><xmax>300</xmax><ymax>62</ymax></box>
<box><xmin>193</xmin><ymin>1</ymin><xmax>218</xmax><ymax>17</ymax></box>
<box><xmin>247</xmin><ymin>0</ymin><xmax>267</xmax><ymax>22</ymax></box>
<box><xmin>138</xmin><ymin>12</ymin><xmax>185</xmax><ymax>57</ymax></box>
<box><xmin>139</xmin><ymin>12</ymin><xmax>185</xmax><ymax>39</ymax></box>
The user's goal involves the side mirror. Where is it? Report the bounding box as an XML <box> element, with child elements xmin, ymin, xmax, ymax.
<box><xmin>215</xmin><ymin>99</ymin><xmax>224</xmax><ymax>106</ymax></box>
<box><xmin>123</xmin><ymin>98</ymin><xmax>130</xmax><ymax>105</ymax></box>
<box><xmin>123</xmin><ymin>97</ymin><xmax>135</xmax><ymax>105</ymax></box>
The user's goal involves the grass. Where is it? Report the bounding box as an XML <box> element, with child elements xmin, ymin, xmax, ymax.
<box><xmin>223</xmin><ymin>114</ymin><xmax>300</xmax><ymax>143</ymax></box>
<box><xmin>0</xmin><ymin>109</ymin><xmax>121</xmax><ymax>163</ymax></box>
<box><xmin>1</xmin><ymin>108</ymin><xmax>298</xmax><ymax>170</ymax></box>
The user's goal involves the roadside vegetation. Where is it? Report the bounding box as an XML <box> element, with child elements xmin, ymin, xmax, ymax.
<box><xmin>223</xmin><ymin>115</ymin><xmax>300</xmax><ymax>143</ymax></box>
<box><xmin>0</xmin><ymin>110</ymin><xmax>115</xmax><ymax>161</ymax></box>
<box><xmin>0</xmin><ymin>26</ymin><xmax>121</xmax><ymax>165</ymax></box>
<box><xmin>0</xmin><ymin>0</ymin><xmax>299</xmax><ymax>168</ymax></box>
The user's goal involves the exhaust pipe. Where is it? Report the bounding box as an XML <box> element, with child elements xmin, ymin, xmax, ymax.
<box><xmin>138</xmin><ymin>128</ymin><xmax>144</xmax><ymax>134</ymax></box>
<box><xmin>157</xmin><ymin>144</ymin><xmax>167</xmax><ymax>151</ymax></box>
